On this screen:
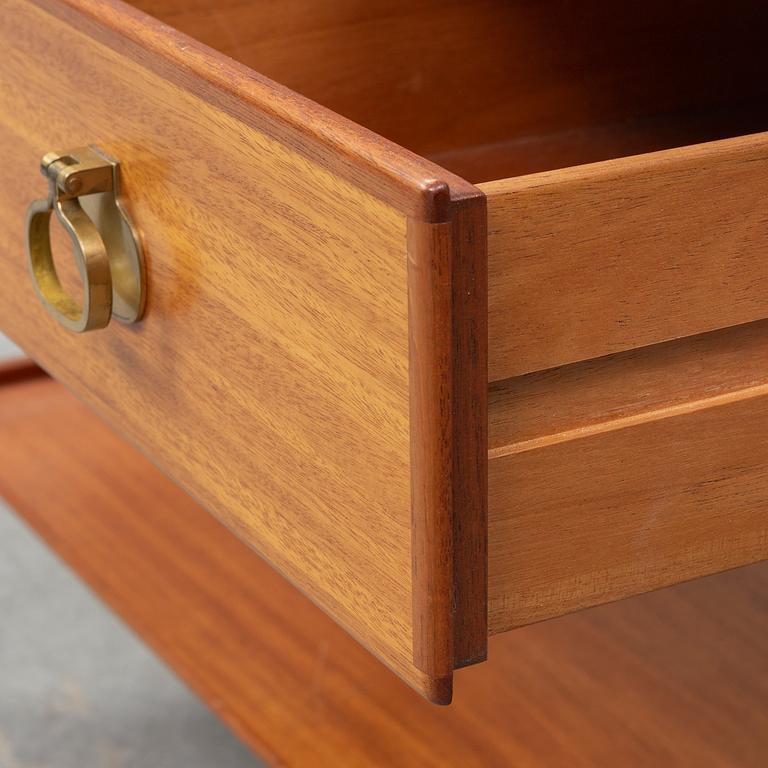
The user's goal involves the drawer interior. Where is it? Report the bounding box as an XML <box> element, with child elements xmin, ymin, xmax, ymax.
<box><xmin>130</xmin><ymin>0</ymin><xmax>768</xmax><ymax>183</ymax></box>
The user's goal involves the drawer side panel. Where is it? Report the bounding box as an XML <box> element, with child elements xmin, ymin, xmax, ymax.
<box><xmin>482</xmin><ymin>133</ymin><xmax>768</xmax><ymax>381</ymax></box>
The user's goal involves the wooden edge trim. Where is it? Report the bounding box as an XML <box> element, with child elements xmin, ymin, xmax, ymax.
<box><xmin>37</xmin><ymin>0</ymin><xmax>480</xmax><ymax>220</ymax></box>
<box><xmin>408</xmin><ymin>185</ymin><xmax>488</xmax><ymax>701</ymax></box>
<box><xmin>0</xmin><ymin>359</ymin><xmax>46</xmax><ymax>387</ymax></box>
<box><xmin>450</xmin><ymin>192</ymin><xmax>488</xmax><ymax>668</ymax></box>
<box><xmin>408</xmin><ymin>205</ymin><xmax>454</xmax><ymax>701</ymax></box>
<box><xmin>477</xmin><ymin>129</ymin><xmax>768</xmax><ymax>198</ymax></box>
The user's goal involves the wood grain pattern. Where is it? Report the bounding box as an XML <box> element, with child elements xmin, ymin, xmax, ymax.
<box><xmin>448</xmin><ymin>193</ymin><xmax>488</xmax><ymax>666</ymax></box>
<box><xmin>0</xmin><ymin>0</ymin><xmax>487</xmax><ymax>701</ymax></box>
<box><xmin>488</xmin><ymin>323</ymin><xmax>768</xmax><ymax>632</ymax></box>
<box><xmin>408</xmin><ymin>191</ymin><xmax>487</xmax><ymax>674</ymax></box>
<box><xmin>4</xmin><ymin>377</ymin><xmax>768</xmax><ymax>767</ymax></box>
<box><xmin>43</xmin><ymin>0</ymin><xmax>479</xmax><ymax>217</ymax></box>
<box><xmin>127</xmin><ymin>0</ymin><xmax>768</xmax><ymax>164</ymax></box>
<box><xmin>482</xmin><ymin>132</ymin><xmax>768</xmax><ymax>381</ymax></box>
<box><xmin>407</xmin><ymin>211</ymin><xmax>454</xmax><ymax>685</ymax></box>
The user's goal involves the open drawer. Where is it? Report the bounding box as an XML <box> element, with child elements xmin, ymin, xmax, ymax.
<box><xmin>1</xmin><ymin>0</ymin><xmax>767</xmax><ymax>703</ymax></box>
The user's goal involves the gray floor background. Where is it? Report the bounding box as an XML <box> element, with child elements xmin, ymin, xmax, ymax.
<box><xmin>0</xmin><ymin>337</ymin><xmax>21</xmax><ymax>360</ymax></box>
<box><xmin>0</xmin><ymin>336</ymin><xmax>264</xmax><ymax>768</ymax></box>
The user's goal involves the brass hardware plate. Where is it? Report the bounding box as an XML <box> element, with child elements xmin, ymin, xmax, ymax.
<box><xmin>25</xmin><ymin>146</ymin><xmax>145</xmax><ymax>332</ymax></box>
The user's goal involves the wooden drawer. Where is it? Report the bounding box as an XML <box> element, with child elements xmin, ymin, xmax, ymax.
<box><xmin>2</xmin><ymin>0</ymin><xmax>768</xmax><ymax>704</ymax></box>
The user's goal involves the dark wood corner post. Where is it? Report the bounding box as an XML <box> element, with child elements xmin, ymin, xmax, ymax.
<box><xmin>407</xmin><ymin>180</ymin><xmax>488</xmax><ymax>702</ymax></box>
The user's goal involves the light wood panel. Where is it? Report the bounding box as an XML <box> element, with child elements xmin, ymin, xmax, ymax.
<box><xmin>482</xmin><ymin>132</ymin><xmax>768</xmax><ymax>380</ymax></box>
<box><xmin>0</xmin><ymin>0</ymin><xmax>487</xmax><ymax>701</ymax></box>
<box><xmin>4</xmin><ymin>376</ymin><xmax>768</xmax><ymax>767</ymax></box>
<box><xmin>127</xmin><ymin>0</ymin><xmax>768</xmax><ymax>162</ymax></box>
<box><xmin>488</xmin><ymin>324</ymin><xmax>768</xmax><ymax>632</ymax></box>
<box><xmin>490</xmin><ymin>319</ymin><xmax>768</xmax><ymax>453</ymax></box>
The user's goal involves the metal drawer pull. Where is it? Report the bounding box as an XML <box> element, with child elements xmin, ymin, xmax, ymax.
<box><xmin>25</xmin><ymin>146</ymin><xmax>145</xmax><ymax>333</ymax></box>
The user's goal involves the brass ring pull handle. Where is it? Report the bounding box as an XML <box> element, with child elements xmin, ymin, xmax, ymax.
<box><xmin>25</xmin><ymin>146</ymin><xmax>145</xmax><ymax>333</ymax></box>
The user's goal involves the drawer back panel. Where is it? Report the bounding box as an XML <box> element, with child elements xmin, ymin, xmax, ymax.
<box><xmin>488</xmin><ymin>320</ymin><xmax>768</xmax><ymax>633</ymax></box>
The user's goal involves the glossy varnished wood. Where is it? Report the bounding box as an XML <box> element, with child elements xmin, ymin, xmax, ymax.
<box><xmin>3</xmin><ymin>377</ymin><xmax>768</xmax><ymax>767</ymax></box>
<box><xmin>0</xmin><ymin>0</ymin><xmax>487</xmax><ymax>700</ymax></box>
<box><xmin>488</xmin><ymin>322</ymin><xmax>768</xmax><ymax>632</ymax></box>
<box><xmin>482</xmin><ymin>133</ymin><xmax>768</xmax><ymax>381</ymax></box>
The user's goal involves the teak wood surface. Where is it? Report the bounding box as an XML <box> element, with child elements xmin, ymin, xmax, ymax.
<box><xmin>488</xmin><ymin>320</ymin><xmax>768</xmax><ymax>632</ymax></box>
<box><xmin>482</xmin><ymin>132</ymin><xmax>768</xmax><ymax>381</ymax></box>
<box><xmin>128</xmin><ymin>0</ymin><xmax>768</xmax><ymax>172</ymax></box>
<box><xmin>5</xmin><ymin>0</ymin><xmax>768</xmax><ymax>708</ymax></box>
<box><xmin>0</xmin><ymin>0</ymin><xmax>488</xmax><ymax>702</ymax></box>
<box><xmin>3</xmin><ymin>376</ymin><xmax>768</xmax><ymax>767</ymax></box>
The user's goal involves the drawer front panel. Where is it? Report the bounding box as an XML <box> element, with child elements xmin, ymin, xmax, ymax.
<box><xmin>482</xmin><ymin>134</ymin><xmax>768</xmax><ymax>381</ymax></box>
<box><xmin>0</xmin><ymin>0</ymin><xmax>487</xmax><ymax>701</ymax></box>
<box><xmin>488</xmin><ymin>322</ymin><xmax>768</xmax><ymax>632</ymax></box>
